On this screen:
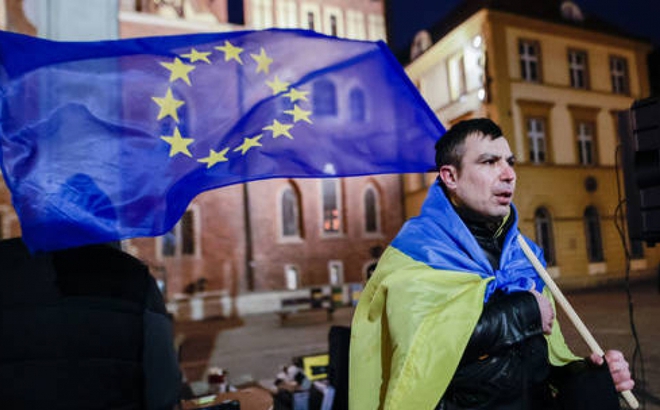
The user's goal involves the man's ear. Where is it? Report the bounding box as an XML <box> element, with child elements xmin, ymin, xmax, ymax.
<box><xmin>439</xmin><ymin>165</ymin><xmax>458</xmax><ymax>190</ymax></box>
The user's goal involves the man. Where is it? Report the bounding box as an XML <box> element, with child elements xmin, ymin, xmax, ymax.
<box><xmin>0</xmin><ymin>237</ymin><xmax>182</xmax><ymax>409</ymax></box>
<box><xmin>349</xmin><ymin>119</ymin><xmax>633</xmax><ymax>409</ymax></box>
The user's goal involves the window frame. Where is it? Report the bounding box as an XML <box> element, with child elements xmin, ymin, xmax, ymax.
<box><xmin>362</xmin><ymin>184</ymin><xmax>382</xmax><ymax>236</ymax></box>
<box><xmin>584</xmin><ymin>206</ymin><xmax>605</xmax><ymax>263</ymax></box>
<box><xmin>157</xmin><ymin>205</ymin><xmax>201</xmax><ymax>259</ymax></box>
<box><xmin>526</xmin><ymin>117</ymin><xmax>548</xmax><ymax>164</ymax></box>
<box><xmin>534</xmin><ymin>207</ymin><xmax>556</xmax><ymax>266</ymax></box>
<box><xmin>516</xmin><ymin>99</ymin><xmax>555</xmax><ymax>165</ymax></box>
<box><xmin>567</xmin><ymin>104</ymin><xmax>600</xmax><ymax>166</ymax></box>
<box><xmin>519</xmin><ymin>39</ymin><xmax>542</xmax><ymax>83</ymax></box>
<box><xmin>568</xmin><ymin>48</ymin><xmax>589</xmax><ymax>90</ymax></box>
<box><xmin>312</xmin><ymin>79</ymin><xmax>337</xmax><ymax>117</ymax></box>
<box><xmin>349</xmin><ymin>87</ymin><xmax>366</xmax><ymax>122</ymax></box>
<box><xmin>278</xmin><ymin>184</ymin><xmax>303</xmax><ymax>241</ymax></box>
<box><xmin>576</xmin><ymin>121</ymin><xmax>596</xmax><ymax>166</ymax></box>
<box><xmin>320</xmin><ymin>178</ymin><xmax>343</xmax><ymax>237</ymax></box>
<box><xmin>609</xmin><ymin>55</ymin><xmax>630</xmax><ymax>95</ymax></box>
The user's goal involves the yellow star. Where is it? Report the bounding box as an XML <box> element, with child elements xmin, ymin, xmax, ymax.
<box><xmin>284</xmin><ymin>105</ymin><xmax>313</xmax><ymax>124</ymax></box>
<box><xmin>284</xmin><ymin>87</ymin><xmax>309</xmax><ymax>103</ymax></box>
<box><xmin>160</xmin><ymin>127</ymin><xmax>194</xmax><ymax>158</ymax></box>
<box><xmin>233</xmin><ymin>134</ymin><xmax>263</xmax><ymax>155</ymax></box>
<box><xmin>198</xmin><ymin>148</ymin><xmax>229</xmax><ymax>168</ymax></box>
<box><xmin>160</xmin><ymin>57</ymin><xmax>196</xmax><ymax>86</ymax></box>
<box><xmin>250</xmin><ymin>47</ymin><xmax>273</xmax><ymax>74</ymax></box>
<box><xmin>266</xmin><ymin>75</ymin><xmax>290</xmax><ymax>95</ymax></box>
<box><xmin>152</xmin><ymin>88</ymin><xmax>185</xmax><ymax>122</ymax></box>
<box><xmin>215</xmin><ymin>41</ymin><xmax>244</xmax><ymax>64</ymax></box>
<box><xmin>263</xmin><ymin>119</ymin><xmax>294</xmax><ymax>139</ymax></box>
<box><xmin>181</xmin><ymin>48</ymin><xmax>212</xmax><ymax>64</ymax></box>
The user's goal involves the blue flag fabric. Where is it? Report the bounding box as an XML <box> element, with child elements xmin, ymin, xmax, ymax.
<box><xmin>391</xmin><ymin>182</ymin><xmax>547</xmax><ymax>300</ymax></box>
<box><xmin>0</xmin><ymin>29</ymin><xmax>445</xmax><ymax>252</ymax></box>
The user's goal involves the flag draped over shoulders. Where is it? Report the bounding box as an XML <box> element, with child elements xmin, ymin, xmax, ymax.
<box><xmin>349</xmin><ymin>184</ymin><xmax>578</xmax><ymax>409</ymax></box>
<box><xmin>392</xmin><ymin>182</ymin><xmax>546</xmax><ymax>301</ymax></box>
<box><xmin>0</xmin><ymin>29</ymin><xmax>445</xmax><ymax>252</ymax></box>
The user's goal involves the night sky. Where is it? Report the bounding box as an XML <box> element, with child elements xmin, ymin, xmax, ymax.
<box><xmin>387</xmin><ymin>0</ymin><xmax>660</xmax><ymax>54</ymax></box>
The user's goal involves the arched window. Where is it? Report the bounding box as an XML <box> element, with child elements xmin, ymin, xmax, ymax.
<box><xmin>280</xmin><ymin>186</ymin><xmax>301</xmax><ymax>237</ymax></box>
<box><xmin>364</xmin><ymin>186</ymin><xmax>380</xmax><ymax>234</ymax></box>
<box><xmin>313</xmin><ymin>80</ymin><xmax>337</xmax><ymax>116</ymax></box>
<box><xmin>534</xmin><ymin>207</ymin><xmax>556</xmax><ymax>266</ymax></box>
<box><xmin>180</xmin><ymin>210</ymin><xmax>194</xmax><ymax>255</ymax></box>
<box><xmin>321</xmin><ymin>178</ymin><xmax>342</xmax><ymax>233</ymax></box>
<box><xmin>349</xmin><ymin>88</ymin><xmax>366</xmax><ymax>122</ymax></box>
<box><xmin>584</xmin><ymin>206</ymin><xmax>604</xmax><ymax>262</ymax></box>
<box><xmin>160</xmin><ymin>208</ymin><xmax>197</xmax><ymax>257</ymax></box>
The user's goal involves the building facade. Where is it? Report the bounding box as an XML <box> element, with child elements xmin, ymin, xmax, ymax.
<box><xmin>0</xmin><ymin>0</ymin><xmax>397</xmax><ymax>315</ymax></box>
<box><xmin>404</xmin><ymin>0</ymin><xmax>659</xmax><ymax>288</ymax></box>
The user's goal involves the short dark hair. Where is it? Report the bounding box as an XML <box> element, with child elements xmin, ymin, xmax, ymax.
<box><xmin>435</xmin><ymin>118</ymin><xmax>503</xmax><ymax>170</ymax></box>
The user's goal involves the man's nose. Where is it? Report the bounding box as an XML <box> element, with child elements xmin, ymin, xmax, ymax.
<box><xmin>501</xmin><ymin>163</ymin><xmax>516</xmax><ymax>181</ymax></box>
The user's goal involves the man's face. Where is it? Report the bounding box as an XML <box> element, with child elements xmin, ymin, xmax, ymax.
<box><xmin>440</xmin><ymin>133</ymin><xmax>516</xmax><ymax>220</ymax></box>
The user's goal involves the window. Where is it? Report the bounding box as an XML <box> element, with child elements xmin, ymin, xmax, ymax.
<box><xmin>517</xmin><ymin>99</ymin><xmax>554</xmax><ymax>164</ymax></box>
<box><xmin>280</xmin><ymin>186</ymin><xmax>301</xmax><ymax>238</ymax></box>
<box><xmin>313</xmin><ymin>80</ymin><xmax>337</xmax><ymax>116</ymax></box>
<box><xmin>276</xmin><ymin>0</ymin><xmax>297</xmax><ymax>28</ymax></box>
<box><xmin>367</xmin><ymin>14</ymin><xmax>385</xmax><ymax>41</ymax></box>
<box><xmin>251</xmin><ymin>0</ymin><xmax>273</xmax><ymax>29</ymax></box>
<box><xmin>180</xmin><ymin>210</ymin><xmax>194</xmax><ymax>255</ymax></box>
<box><xmin>447</xmin><ymin>53</ymin><xmax>466</xmax><ymax>101</ymax></box>
<box><xmin>330</xmin><ymin>15</ymin><xmax>338</xmax><ymax>36</ymax></box>
<box><xmin>363</xmin><ymin>185</ymin><xmax>380</xmax><ymax>234</ymax></box>
<box><xmin>321</xmin><ymin>178</ymin><xmax>342</xmax><ymax>234</ymax></box>
<box><xmin>568</xmin><ymin>49</ymin><xmax>589</xmax><ymax>89</ymax></box>
<box><xmin>519</xmin><ymin>39</ymin><xmax>541</xmax><ymax>82</ymax></box>
<box><xmin>307</xmin><ymin>11</ymin><xmax>315</xmax><ymax>30</ymax></box>
<box><xmin>328</xmin><ymin>260</ymin><xmax>344</xmax><ymax>285</ymax></box>
<box><xmin>349</xmin><ymin>88</ymin><xmax>366</xmax><ymax>122</ymax></box>
<box><xmin>534</xmin><ymin>207</ymin><xmax>556</xmax><ymax>266</ymax></box>
<box><xmin>346</xmin><ymin>10</ymin><xmax>366</xmax><ymax>40</ymax></box>
<box><xmin>527</xmin><ymin>117</ymin><xmax>547</xmax><ymax>164</ymax></box>
<box><xmin>576</xmin><ymin>121</ymin><xmax>596</xmax><ymax>165</ymax></box>
<box><xmin>160</xmin><ymin>208</ymin><xmax>197</xmax><ymax>257</ymax></box>
<box><xmin>584</xmin><ymin>206</ymin><xmax>604</xmax><ymax>262</ymax></box>
<box><xmin>284</xmin><ymin>264</ymin><xmax>300</xmax><ymax>290</ymax></box>
<box><xmin>610</xmin><ymin>56</ymin><xmax>629</xmax><ymax>95</ymax></box>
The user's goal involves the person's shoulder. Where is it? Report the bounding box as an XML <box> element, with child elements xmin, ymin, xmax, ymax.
<box><xmin>53</xmin><ymin>243</ymin><xmax>147</xmax><ymax>276</ymax></box>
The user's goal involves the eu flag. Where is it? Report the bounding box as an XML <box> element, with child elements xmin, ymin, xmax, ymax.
<box><xmin>0</xmin><ymin>29</ymin><xmax>445</xmax><ymax>252</ymax></box>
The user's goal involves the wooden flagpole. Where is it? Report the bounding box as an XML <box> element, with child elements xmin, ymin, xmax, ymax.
<box><xmin>517</xmin><ymin>235</ymin><xmax>639</xmax><ymax>409</ymax></box>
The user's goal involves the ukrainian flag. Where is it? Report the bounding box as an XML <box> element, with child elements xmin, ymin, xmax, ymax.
<box><xmin>349</xmin><ymin>183</ymin><xmax>579</xmax><ymax>409</ymax></box>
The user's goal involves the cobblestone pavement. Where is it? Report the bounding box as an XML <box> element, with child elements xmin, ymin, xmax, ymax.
<box><xmin>175</xmin><ymin>280</ymin><xmax>660</xmax><ymax>409</ymax></box>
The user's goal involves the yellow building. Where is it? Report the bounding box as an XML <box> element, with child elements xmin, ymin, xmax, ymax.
<box><xmin>404</xmin><ymin>0</ymin><xmax>658</xmax><ymax>288</ymax></box>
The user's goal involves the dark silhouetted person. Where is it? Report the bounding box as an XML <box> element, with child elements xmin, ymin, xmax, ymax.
<box><xmin>0</xmin><ymin>237</ymin><xmax>181</xmax><ymax>409</ymax></box>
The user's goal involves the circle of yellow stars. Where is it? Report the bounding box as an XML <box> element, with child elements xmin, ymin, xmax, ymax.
<box><xmin>150</xmin><ymin>41</ymin><xmax>314</xmax><ymax>169</ymax></box>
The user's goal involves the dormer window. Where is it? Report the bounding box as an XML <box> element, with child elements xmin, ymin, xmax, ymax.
<box><xmin>561</xmin><ymin>1</ymin><xmax>584</xmax><ymax>22</ymax></box>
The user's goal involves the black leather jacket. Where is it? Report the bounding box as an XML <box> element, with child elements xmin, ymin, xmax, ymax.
<box><xmin>439</xmin><ymin>291</ymin><xmax>551</xmax><ymax>409</ymax></box>
<box><xmin>437</xmin><ymin>209</ymin><xmax>552</xmax><ymax>409</ymax></box>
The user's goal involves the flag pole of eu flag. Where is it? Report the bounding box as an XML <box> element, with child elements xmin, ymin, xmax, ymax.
<box><xmin>0</xmin><ymin>29</ymin><xmax>445</xmax><ymax>252</ymax></box>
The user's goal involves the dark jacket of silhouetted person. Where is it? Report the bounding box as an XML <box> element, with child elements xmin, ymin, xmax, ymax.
<box><xmin>0</xmin><ymin>237</ymin><xmax>181</xmax><ymax>410</ymax></box>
